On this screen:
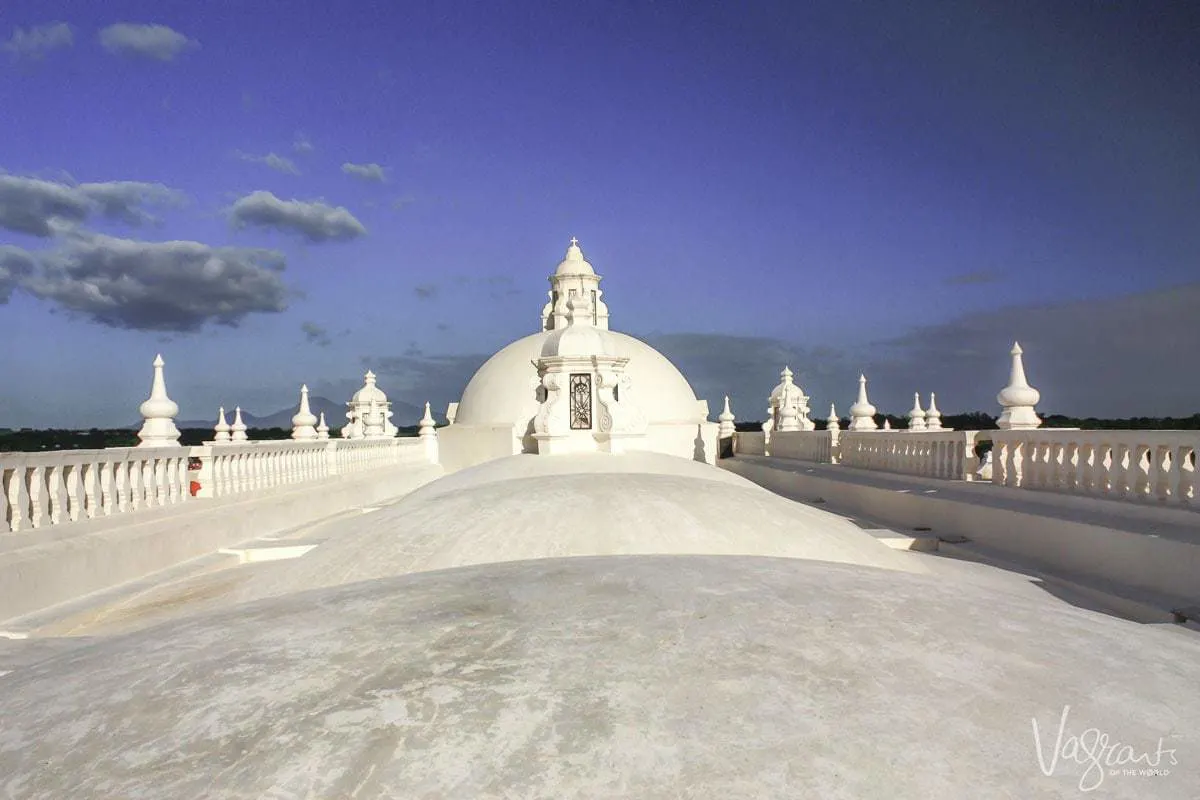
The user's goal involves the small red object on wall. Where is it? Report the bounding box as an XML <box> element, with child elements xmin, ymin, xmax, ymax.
<box><xmin>190</xmin><ymin>480</ymin><xmax>201</xmax><ymax>497</ymax></box>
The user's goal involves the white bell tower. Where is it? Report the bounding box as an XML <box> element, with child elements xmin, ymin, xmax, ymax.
<box><xmin>540</xmin><ymin>237</ymin><xmax>609</xmax><ymax>332</ymax></box>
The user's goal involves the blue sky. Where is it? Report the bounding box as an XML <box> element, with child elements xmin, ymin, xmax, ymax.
<box><xmin>2</xmin><ymin>1</ymin><xmax>1198</xmax><ymax>427</ymax></box>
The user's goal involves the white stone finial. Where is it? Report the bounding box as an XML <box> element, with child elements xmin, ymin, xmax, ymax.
<box><xmin>883</xmin><ymin>419</ymin><xmax>892</xmax><ymax>430</ymax></box>
<box><xmin>908</xmin><ymin>392</ymin><xmax>927</xmax><ymax>432</ymax></box>
<box><xmin>137</xmin><ymin>353</ymin><xmax>181</xmax><ymax>447</ymax></box>
<box><xmin>569</xmin><ymin>236</ymin><xmax>579</xmax><ymax>248</ymax></box>
<box><xmin>925</xmin><ymin>392</ymin><xmax>943</xmax><ymax>431</ymax></box>
<box><xmin>419</xmin><ymin>402</ymin><xmax>436</xmax><ymax>437</ymax></box>
<box><xmin>291</xmin><ymin>384</ymin><xmax>318</xmax><ymax>440</ymax></box>
<box><xmin>827</xmin><ymin>403</ymin><xmax>840</xmax><ymax>431</ymax></box>
<box><xmin>848</xmin><ymin>373</ymin><xmax>878</xmax><ymax>431</ymax></box>
<box><xmin>717</xmin><ymin>395</ymin><xmax>736</xmax><ymax>439</ymax></box>
<box><xmin>316</xmin><ymin>412</ymin><xmax>330</xmax><ymax>440</ymax></box>
<box><xmin>230</xmin><ymin>406</ymin><xmax>248</xmax><ymax>441</ymax></box>
<box><xmin>213</xmin><ymin>406</ymin><xmax>231</xmax><ymax>443</ymax></box>
<box><xmin>997</xmin><ymin>341</ymin><xmax>1042</xmax><ymax>429</ymax></box>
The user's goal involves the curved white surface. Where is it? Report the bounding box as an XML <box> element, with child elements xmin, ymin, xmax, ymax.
<box><xmin>3</xmin><ymin>555</ymin><xmax>1198</xmax><ymax>799</ymax></box>
<box><xmin>239</xmin><ymin>452</ymin><xmax>918</xmax><ymax>603</ymax></box>
<box><xmin>453</xmin><ymin>331</ymin><xmax>704</xmax><ymax>427</ymax></box>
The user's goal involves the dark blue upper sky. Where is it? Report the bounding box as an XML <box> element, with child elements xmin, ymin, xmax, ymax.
<box><xmin>2</xmin><ymin>1</ymin><xmax>1198</xmax><ymax>425</ymax></box>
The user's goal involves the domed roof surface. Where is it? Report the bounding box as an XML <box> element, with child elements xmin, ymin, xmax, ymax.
<box><xmin>768</xmin><ymin>366</ymin><xmax>806</xmax><ymax>402</ymax></box>
<box><xmin>5</xmin><ymin>555</ymin><xmax>1199</xmax><ymax>798</ymax></box>
<box><xmin>553</xmin><ymin>237</ymin><xmax>595</xmax><ymax>276</ymax></box>
<box><xmin>238</xmin><ymin>451</ymin><xmax>918</xmax><ymax>603</ymax></box>
<box><xmin>350</xmin><ymin>370</ymin><xmax>387</xmax><ymax>404</ymax></box>
<box><xmin>454</xmin><ymin>330</ymin><xmax>704</xmax><ymax>426</ymax></box>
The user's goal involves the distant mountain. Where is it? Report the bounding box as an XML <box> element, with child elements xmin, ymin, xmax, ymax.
<box><xmin>170</xmin><ymin>396</ymin><xmax>436</xmax><ymax>430</ymax></box>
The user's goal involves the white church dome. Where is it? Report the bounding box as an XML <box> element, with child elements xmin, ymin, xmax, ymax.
<box><xmin>453</xmin><ymin>330</ymin><xmax>704</xmax><ymax>427</ymax></box>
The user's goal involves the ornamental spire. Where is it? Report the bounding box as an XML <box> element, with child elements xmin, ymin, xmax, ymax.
<box><xmin>907</xmin><ymin>392</ymin><xmax>927</xmax><ymax>432</ymax></box>
<box><xmin>230</xmin><ymin>406</ymin><xmax>248</xmax><ymax>441</ymax></box>
<box><xmin>137</xmin><ymin>354</ymin><xmax>181</xmax><ymax>447</ymax></box>
<box><xmin>848</xmin><ymin>373</ymin><xmax>878</xmax><ymax>431</ymax></box>
<box><xmin>291</xmin><ymin>384</ymin><xmax>318</xmax><ymax>440</ymax></box>
<box><xmin>717</xmin><ymin>395</ymin><xmax>736</xmax><ymax>439</ymax></box>
<box><xmin>997</xmin><ymin>341</ymin><xmax>1042</xmax><ymax>429</ymax></box>
<box><xmin>214</xmin><ymin>407</ymin><xmax>231</xmax><ymax>443</ymax></box>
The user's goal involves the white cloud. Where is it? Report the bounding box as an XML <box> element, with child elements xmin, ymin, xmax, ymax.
<box><xmin>0</xmin><ymin>172</ymin><xmax>183</xmax><ymax>236</ymax></box>
<box><xmin>2</xmin><ymin>22</ymin><xmax>73</xmax><ymax>60</ymax></box>
<box><xmin>341</xmin><ymin>162</ymin><xmax>387</xmax><ymax>183</ymax></box>
<box><xmin>293</xmin><ymin>133</ymin><xmax>314</xmax><ymax>154</ymax></box>
<box><xmin>236</xmin><ymin>151</ymin><xmax>300</xmax><ymax>175</ymax></box>
<box><xmin>98</xmin><ymin>23</ymin><xmax>197</xmax><ymax>61</ymax></box>
<box><xmin>10</xmin><ymin>231</ymin><xmax>290</xmax><ymax>331</ymax></box>
<box><xmin>229</xmin><ymin>191</ymin><xmax>367</xmax><ymax>243</ymax></box>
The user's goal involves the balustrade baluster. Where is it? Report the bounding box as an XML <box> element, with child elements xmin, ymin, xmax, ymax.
<box><xmin>45</xmin><ymin>465</ymin><xmax>64</xmax><ymax>524</ymax></box>
<box><xmin>115</xmin><ymin>460</ymin><xmax>130</xmax><ymax>511</ymax></box>
<box><xmin>98</xmin><ymin>461</ymin><xmax>113</xmax><ymax>515</ymax></box>
<box><xmin>26</xmin><ymin>466</ymin><xmax>45</xmax><ymax>528</ymax></box>
<box><xmin>1171</xmin><ymin>445</ymin><xmax>1192</xmax><ymax>506</ymax></box>
<box><xmin>1110</xmin><ymin>444</ymin><xmax>1129</xmax><ymax>498</ymax></box>
<box><xmin>1154</xmin><ymin>446</ymin><xmax>1172</xmax><ymax>502</ymax></box>
<box><xmin>64</xmin><ymin>464</ymin><xmax>81</xmax><ymax>521</ymax></box>
<box><xmin>4</xmin><ymin>468</ymin><xmax>23</xmax><ymax>532</ymax></box>
<box><xmin>80</xmin><ymin>462</ymin><xmax>96</xmax><ymax>518</ymax></box>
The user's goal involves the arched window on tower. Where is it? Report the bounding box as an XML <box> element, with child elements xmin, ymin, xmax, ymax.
<box><xmin>591</xmin><ymin>289</ymin><xmax>597</xmax><ymax>325</ymax></box>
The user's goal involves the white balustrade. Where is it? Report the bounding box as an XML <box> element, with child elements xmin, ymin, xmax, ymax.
<box><xmin>837</xmin><ymin>430</ymin><xmax>987</xmax><ymax>481</ymax></box>
<box><xmin>767</xmin><ymin>430</ymin><xmax>840</xmax><ymax>464</ymax></box>
<box><xmin>1</xmin><ymin>436</ymin><xmax>436</xmax><ymax>533</ymax></box>
<box><xmin>1</xmin><ymin>447</ymin><xmax>191</xmax><ymax>533</ymax></box>
<box><xmin>991</xmin><ymin>429</ymin><xmax>1198</xmax><ymax>508</ymax></box>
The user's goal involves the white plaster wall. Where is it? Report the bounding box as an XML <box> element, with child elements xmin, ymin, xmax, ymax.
<box><xmin>0</xmin><ymin>463</ymin><xmax>443</xmax><ymax>623</ymax></box>
<box><xmin>439</xmin><ymin>421</ymin><xmax>720</xmax><ymax>472</ymax></box>
<box><xmin>734</xmin><ymin>431</ymin><xmax>767</xmax><ymax>456</ymax></box>
<box><xmin>640</xmin><ymin>422</ymin><xmax>721</xmax><ymax>466</ymax></box>
<box><xmin>437</xmin><ymin>424</ymin><xmax>522</xmax><ymax>473</ymax></box>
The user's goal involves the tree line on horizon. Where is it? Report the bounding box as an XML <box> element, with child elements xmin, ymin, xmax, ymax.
<box><xmin>0</xmin><ymin>425</ymin><xmax>425</xmax><ymax>453</ymax></box>
<box><xmin>1</xmin><ymin>412</ymin><xmax>1197</xmax><ymax>453</ymax></box>
<box><xmin>732</xmin><ymin>411</ymin><xmax>1200</xmax><ymax>433</ymax></box>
